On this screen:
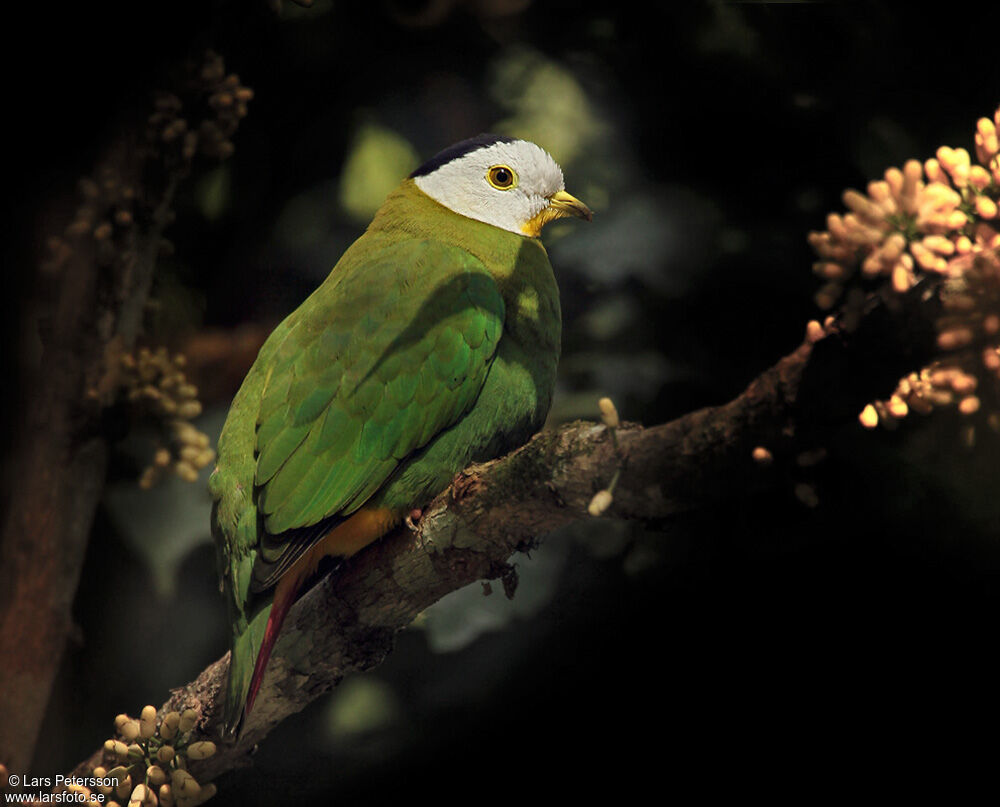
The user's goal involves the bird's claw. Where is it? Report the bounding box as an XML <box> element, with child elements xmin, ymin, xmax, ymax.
<box><xmin>404</xmin><ymin>508</ymin><xmax>423</xmax><ymax>532</ymax></box>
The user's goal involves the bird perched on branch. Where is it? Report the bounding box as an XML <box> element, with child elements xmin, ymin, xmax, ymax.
<box><xmin>210</xmin><ymin>134</ymin><xmax>592</xmax><ymax>736</ymax></box>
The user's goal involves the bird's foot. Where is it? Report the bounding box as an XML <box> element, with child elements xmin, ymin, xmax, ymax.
<box><xmin>404</xmin><ymin>508</ymin><xmax>423</xmax><ymax>532</ymax></box>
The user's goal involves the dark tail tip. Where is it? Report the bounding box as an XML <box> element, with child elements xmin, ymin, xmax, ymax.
<box><xmin>221</xmin><ymin>700</ymin><xmax>246</xmax><ymax>741</ymax></box>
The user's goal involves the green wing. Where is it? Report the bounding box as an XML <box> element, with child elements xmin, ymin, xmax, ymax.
<box><xmin>211</xmin><ymin>236</ymin><xmax>505</xmax><ymax>613</ymax></box>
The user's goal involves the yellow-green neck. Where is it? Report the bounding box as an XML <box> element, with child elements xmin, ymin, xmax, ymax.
<box><xmin>368</xmin><ymin>179</ymin><xmax>546</xmax><ymax>283</ymax></box>
<box><xmin>361</xmin><ymin>179</ymin><xmax>560</xmax><ymax>356</ymax></box>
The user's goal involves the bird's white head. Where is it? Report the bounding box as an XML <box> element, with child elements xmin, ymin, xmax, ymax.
<box><xmin>411</xmin><ymin>134</ymin><xmax>592</xmax><ymax>237</ymax></box>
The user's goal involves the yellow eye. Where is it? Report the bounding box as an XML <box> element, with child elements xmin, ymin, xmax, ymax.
<box><xmin>486</xmin><ymin>164</ymin><xmax>517</xmax><ymax>190</ymax></box>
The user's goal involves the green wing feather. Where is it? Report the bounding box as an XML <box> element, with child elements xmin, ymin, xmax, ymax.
<box><xmin>257</xmin><ymin>239</ymin><xmax>504</xmax><ymax>531</ymax></box>
<box><xmin>210</xmin><ymin>235</ymin><xmax>505</xmax><ymax>618</ymax></box>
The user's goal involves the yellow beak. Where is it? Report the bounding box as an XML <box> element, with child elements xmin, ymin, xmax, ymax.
<box><xmin>548</xmin><ymin>190</ymin><xmax>593</xmax><ymax>222</ymax></box>
<box><xmin>522</xmin><ymin>189</ymin><xmax>593</xmax><ymax>237</ymax></box>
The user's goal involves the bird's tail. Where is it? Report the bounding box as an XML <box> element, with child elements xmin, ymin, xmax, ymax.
<box><xmin>223</xmin><ymin>572</ymin><xmax>302</xmax><ymax>738</ymax></box>
<box><xmin>223</xmin><ymin>602</ymin><xmax>270</xmax><ymax>738</ymax></box>
<box><xmin>222</xmin><ymin>507</ymin><xmax>399</xmax><ymax>738</ymax></box>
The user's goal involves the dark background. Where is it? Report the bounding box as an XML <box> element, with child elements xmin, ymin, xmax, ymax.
<box><xmin>5</xmin><ymin>0</ymin><xmax>1000</xmax><ymax>795</ymax></box>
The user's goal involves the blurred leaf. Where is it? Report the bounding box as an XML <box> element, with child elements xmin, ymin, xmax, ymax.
<box><xmin>103</xmin><ymin>409</ymin><xmax>224</xmax><ymax>597</ymax></box>
<box><xmin>571</xmin><ymin>518</ymin><xmax>633</xmax><ymax>559</ymax></box>
<box><xmin>490</xmin><ymin>46</ymin><xmax>603</xmax><ymax>166</ymax></box>
<box><xmin>622</xmin><ymin>535</ymin><xmax>667</xmax><ymax>575</ymax></box>
<box><xmin>271</xmin><ymin>177</ymin><xmax>362</xmax><ymax>284</ymax></box>
<box><xmin>579</xmin><ymin>293</ymin><xmax>640</xmax><ymax>341</ymax></box>
<box><xmin>273</xmin><ymin>178</ymin><xmax>344</xmax><ymax>250</ymax></box>
<box><xmin>419</xmin><ymin>534</ymin><xmax>570</xmax><ymax>653</ymax></box>
<box><xmin>551</xmin><ymin>351</ymin><xmax>677</xmax><ymax>423</ymax></box>
<box><xmin>696</xmin><ymin>2</ymin><xmax>760</xmax><ymax>60</ymax></box>
<box><xmin>325</xmin><ymin>676</ymin><xmax>401</xmax><ymax>739</ymax></box>
<box><xmin>195</xmin><ymin>165</ymin><xmax>232</xmax><ymax>222</ymax></box>
<box><xmin>549</xmin><ymin>187</ymin><xmax>722</xmax><ymax>294</ymax></box>
<box><xmin>339</xmin><ymin>122</ymin><xmax>419</xmax><ymax>223</ymax></box>
<box><xmin>148</xmin><ymin>265</ymin><xmax>208</xmax><ymax>339</ymax></box>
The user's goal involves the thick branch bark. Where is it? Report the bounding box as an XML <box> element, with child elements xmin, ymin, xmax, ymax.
<box><xmin>0</xmin><ymin>51</ymin><xmax>249</xmax><ymax>775</ymax></box>
<box><xmin>68</xmin><ymin>279</ymin><xmax>943</xmax><ymax>784</ymax></box>
<box><xmin>0</xmin><ymin>172</ymin><xmax>178</xmax><ymax>775</ymax></box>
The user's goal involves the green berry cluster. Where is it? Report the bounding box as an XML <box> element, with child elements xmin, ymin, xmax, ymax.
<box><xmin>147</xmin><ymin>51</ymin><xmax>253</xmax><ymax>165</ymax></box>
<box><xmin>92</xmin><ymin>706</ymin><xmax>218</xmax><ymax>807</ymax></box>
<box><xmin>41</xmin><ymin>163</ymin><xmax>139</xmax><ymax>282</ymax></box>
<box><xmin>119</xmin><ymin>347</ymin><xmax>215</xmax><ymax>488</ymax></box>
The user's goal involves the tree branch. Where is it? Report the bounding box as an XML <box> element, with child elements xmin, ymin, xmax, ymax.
<box><xmin>68</xmin><ymin>277</ymin><xmax>945</xmax><ymax>785</ymax></box>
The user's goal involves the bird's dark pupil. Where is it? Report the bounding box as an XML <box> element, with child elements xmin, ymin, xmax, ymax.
<box><xmin>495</xmin><ymin>168</ymin><xmax>509</xmax><ymax>184</ymax></box>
